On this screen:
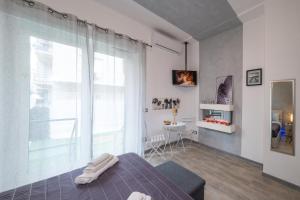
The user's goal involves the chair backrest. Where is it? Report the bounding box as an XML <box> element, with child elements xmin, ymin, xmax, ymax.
<box><xmin>180</xmin><ymin>117</ymin><xmax>197</xmax><ymax>130</ymax></box>
<box><xmin>144</xmin><ymin>121</ymin><xmax>166</xmax><ymax>144</ymax></box>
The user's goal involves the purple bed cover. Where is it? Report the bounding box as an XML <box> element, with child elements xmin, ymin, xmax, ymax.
<box><xmin>0</xmin><ymin>153</ymin><xmax>193</xmax><ymax>200</ymax></box>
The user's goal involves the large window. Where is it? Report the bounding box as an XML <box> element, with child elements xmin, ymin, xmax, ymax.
<box><xmin>29</xmin><ymin>37</ymin><xmax>127</xmax><ymax>176</ymax></box>
<box><xmin>29</xmin><ymin>37</ymin><xmax>82</xmax><ymax>178</ymax></box>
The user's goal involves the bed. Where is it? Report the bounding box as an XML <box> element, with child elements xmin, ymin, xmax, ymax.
<box><xmin>0</xmin><ymin>153</ymin><xmax>193</xmax><ymax>200</ymax></box>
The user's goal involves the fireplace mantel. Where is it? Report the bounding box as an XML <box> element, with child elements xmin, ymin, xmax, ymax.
<box><xmin>197</xmin><ymin>103</ymin><xmax>235</xmax><ymax>134</ymax></box>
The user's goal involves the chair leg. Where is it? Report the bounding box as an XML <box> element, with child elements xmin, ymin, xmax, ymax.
<box><xmin>146</xmin><ymin>148</ymin><xmax>155</xmax><ymax>161</ymax></box>
<box><xmin>179</xmin><ymin>134</ymin><xmax>185</xmax><ymax>152</ymax></box>
<box><xmin>174</xmin><ymin>133</ymin><xmax>185</xmax><ymax>151</ymax></box>
<box><xmin>168</xmin><ymin>133</ymin><xmax>173</xmax><ymax>153</ymax></box>
<box><xmin>154</xmin><ymin>147</ymin><xmax>166</xmax><ymax>160</ymax></box>
<box><xmin>175</xmin><ymin>134</ymin><xmax>180</xmax><ymax>147</ymax></box>
<box><xmin>189</xmin><ymin>138</ymin><xmax>194</xmax><ymax>146</ymax></box>
<box><xmin>163</xmin><ymin>141</ymin><xmax>167</xmax><ymax>151</ymax></box>
<box><xmin>147</xmin><ymin>142</ymin><xmax>166</xmax><ymax>161</ymax></box>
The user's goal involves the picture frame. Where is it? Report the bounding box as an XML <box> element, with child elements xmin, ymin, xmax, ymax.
<box><xmin>246</xmin><ymin>68</ymin><xmax>262</xmax><ymax>86</ymax></box>
<box><xmin>151</xmin><ymin>98</ymin><xmax>180</xmax><ymax>110</ymax></box>
<box><xmin>172</xmin><ymin>70</ymin><xmax>197</xmax><ymax>87</ymax></box>
<box><xmin>215</xmin><ymin>75</ymin><xmax>233</xmax><ymax>105</ymax></box>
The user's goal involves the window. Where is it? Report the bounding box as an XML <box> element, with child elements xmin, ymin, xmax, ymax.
<box><xmin>92</xmin><ymin>52</ymin><xmax>125</xmax><ymax>156</ymax></box>
<box><xmin>29</xmin><ymin>37</ymin><xmax>82</xmax><ymax>178</ymax></box>
<box><xmin>29</xmin><ymin>37</ymin><xmax>127</xmax><ymax>175</ymax></box>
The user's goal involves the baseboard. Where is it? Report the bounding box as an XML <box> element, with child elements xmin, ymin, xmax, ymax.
<box><xmin>262</xmin><ymin>172</ymin><xmax>300</xmax><ymax>191</ymax></box>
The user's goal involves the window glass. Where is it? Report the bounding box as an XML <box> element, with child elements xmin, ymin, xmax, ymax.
<box><xmin>93</xmin><ymin>52</ymin><xmax>125</xmax><ymax>156</ymax></box>
<box><xmin>29</xmin><ymin>36</ymin><xmax>82</xmax><ymax>177</ymax></box>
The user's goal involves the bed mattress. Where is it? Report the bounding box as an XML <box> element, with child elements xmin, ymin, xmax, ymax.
<box><xmin>0</xmin><ymin>153</ymin><xmax>193</xmax><ymax>200</ymax></box>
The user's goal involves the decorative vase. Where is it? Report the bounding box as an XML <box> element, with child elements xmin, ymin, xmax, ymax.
<box><xmin>172</xmin><ymin>107</ymin><xmax>178</xmax><ymax>125</ymax></box>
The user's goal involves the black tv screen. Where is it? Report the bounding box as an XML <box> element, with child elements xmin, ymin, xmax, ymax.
<box><xmin>172</xmin><ymin>70</ymin><xmax>197</xmax><ymax>86</ymax></box>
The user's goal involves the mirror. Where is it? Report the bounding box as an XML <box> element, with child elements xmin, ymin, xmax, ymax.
<box><xmin>271</xmin><ymin>80</ymin><xmax>295</xmax><ymax>155</ymax></box>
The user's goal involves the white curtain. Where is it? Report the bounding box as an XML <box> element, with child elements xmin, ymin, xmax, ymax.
<box><xmin>0</xmin><ymin>0</ymin><xmax>146</xmax><ymax>192</ymax></box>
<box><xmin>91</xmin><ymin>28</ymin><xmax>146</xmax><ymax>157</ymax></box>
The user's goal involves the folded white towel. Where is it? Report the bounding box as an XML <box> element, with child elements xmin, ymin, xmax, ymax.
<box><xmin>74</xmin><ymin>155</ymin><xmax>119</xmax><ymax>184</ymax></box>
<box><xmin>87</xmin><ymin>153</ymin><xmax>110</xmax><ymax>167</ymax></box>
<box><xmin>84</xmin><ymin>154</ymin><xmax>114</xmax><ymax>173</ymax></box>
<box><xmin>127</xmin><ymin>192</ymin><xmax>151</xmax><ymax>200</ymax></box>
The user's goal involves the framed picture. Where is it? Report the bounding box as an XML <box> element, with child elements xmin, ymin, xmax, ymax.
<box><xmin>215</xmin><ymin>75</ymin><xmax>233</xmax><ymax>105</ymax></box>
<box><xmin>246</xmin><ymin>68</ymin><xmax>262</xmax><ymax>86</ymax></box>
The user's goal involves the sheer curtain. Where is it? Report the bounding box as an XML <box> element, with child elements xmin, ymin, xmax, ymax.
<box><xmin>0</xmin><ymin>0</ymin><xmax>90</xmax><ymax>191</ymax></box>
<box><xmin>92</xmin><ymin>28</ymin><xmax>146</xmax><ymax>157</ymax></box>
<box><xmin>0</xmin><ymin>0</ymin><xmax>146</xmax><ymax>192</ymax></box>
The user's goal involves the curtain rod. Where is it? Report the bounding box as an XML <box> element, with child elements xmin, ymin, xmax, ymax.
<box><xmin>23</xmin><ymin>0</ymin><xmax>152</xmax><ymax>48</ymax></box>
<box><xmin>77</xmin><ymin>19</ymin><xmax>152</xmax><ymax>48</ymax></box>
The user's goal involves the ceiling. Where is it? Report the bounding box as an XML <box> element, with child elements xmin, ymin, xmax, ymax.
<box><xmin>95</xmin><ymin>0</ymin><xmax>192</xmax><ymax>41</ymax></box>
<box><xmin>132</xmin><ymin>0</ymin><xmax>241</xmax><ymax>40</ymax></box>
<box><xmin>95</xmin><ymin>0</ymin><xmax>264</xmax><ymax>41</ymax></box>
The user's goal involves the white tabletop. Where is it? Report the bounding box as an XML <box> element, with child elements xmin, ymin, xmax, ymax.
<box><xmin>163</xmin><ymin>122</ymin><xmax>186</xmax><ymax>131</ymax></box>
<box><xmin>163</xmin><ymin>122</ymin><xmax>186</xmax><ymax>127</ymax></box>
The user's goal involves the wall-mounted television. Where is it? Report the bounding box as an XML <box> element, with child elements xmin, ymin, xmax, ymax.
<box><xmin>172</xmin><ymin>70</ymin><xmax>197</xmax><ymax>87</ymax></box>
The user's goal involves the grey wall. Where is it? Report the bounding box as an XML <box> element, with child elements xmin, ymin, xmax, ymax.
<box><xmin>198</xmin><ymin>26</ymin><xmax>243</xmax><ymax>155</ymax></box>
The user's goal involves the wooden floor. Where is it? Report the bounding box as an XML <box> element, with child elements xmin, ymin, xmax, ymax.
<box><xmin>146</xmin><ymin>142</ymin><xmax>300</xmax><ymax>200</ymax></box>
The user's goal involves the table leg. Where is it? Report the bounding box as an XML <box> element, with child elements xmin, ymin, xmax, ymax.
<box><xmin>179</xmin><ymin>131</ymin><xmax>185</xmax><ymax>152</ymax></box>
<box><xmin>168</xmin><ymin>131</ymin><xmax>173</xmax><ymax>155</ymax></box>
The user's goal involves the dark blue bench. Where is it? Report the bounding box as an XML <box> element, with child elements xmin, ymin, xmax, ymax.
<box><xmin>155</xmin><ymin>161</ymin><xmax>206</xmax><ymax>200</ymax></box>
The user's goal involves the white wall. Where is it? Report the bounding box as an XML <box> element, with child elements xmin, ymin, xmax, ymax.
<box><xmin>36</xmin><ymin>0</ymin><xmax>199</xmax><ymax>139</ymax></box>
<box><xmin>241</xmin><ymin>0</ymin><xmax>300</xmax><ymax>186</ymax></box>
<box><xmin>146</xmin><ymin>39</ymin><xmax>199</xmax><ymax>142</ymax></box>
<box><xmin>263</xmin><ymin>0</ymin><xmax>300</xmax><ymax>186</ymax></box>
<box><xmin>241</xmin><ymin>15</ymin><xmax>265</xmax><ymax>163</ymax></box>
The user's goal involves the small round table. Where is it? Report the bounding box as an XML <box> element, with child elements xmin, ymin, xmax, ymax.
<box><xmin>163</xmin><ymin>122</ymin><xmax>186</xmax><ymax>154</ymax></box>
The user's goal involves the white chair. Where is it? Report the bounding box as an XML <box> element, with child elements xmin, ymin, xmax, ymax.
<box><xmin>173</xmin><ymin>123</ymin><xmax>187</xmax><ymax>151</ymax></box>
<box><xmin>179</xmin><ymin>117</ymin><xmax>198</xmax><ymax>147</ymax></box>
<box><xmin>144</xmin><ymin>122</ymin><xmax>167</xmax><ymax>160</ymax></box>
